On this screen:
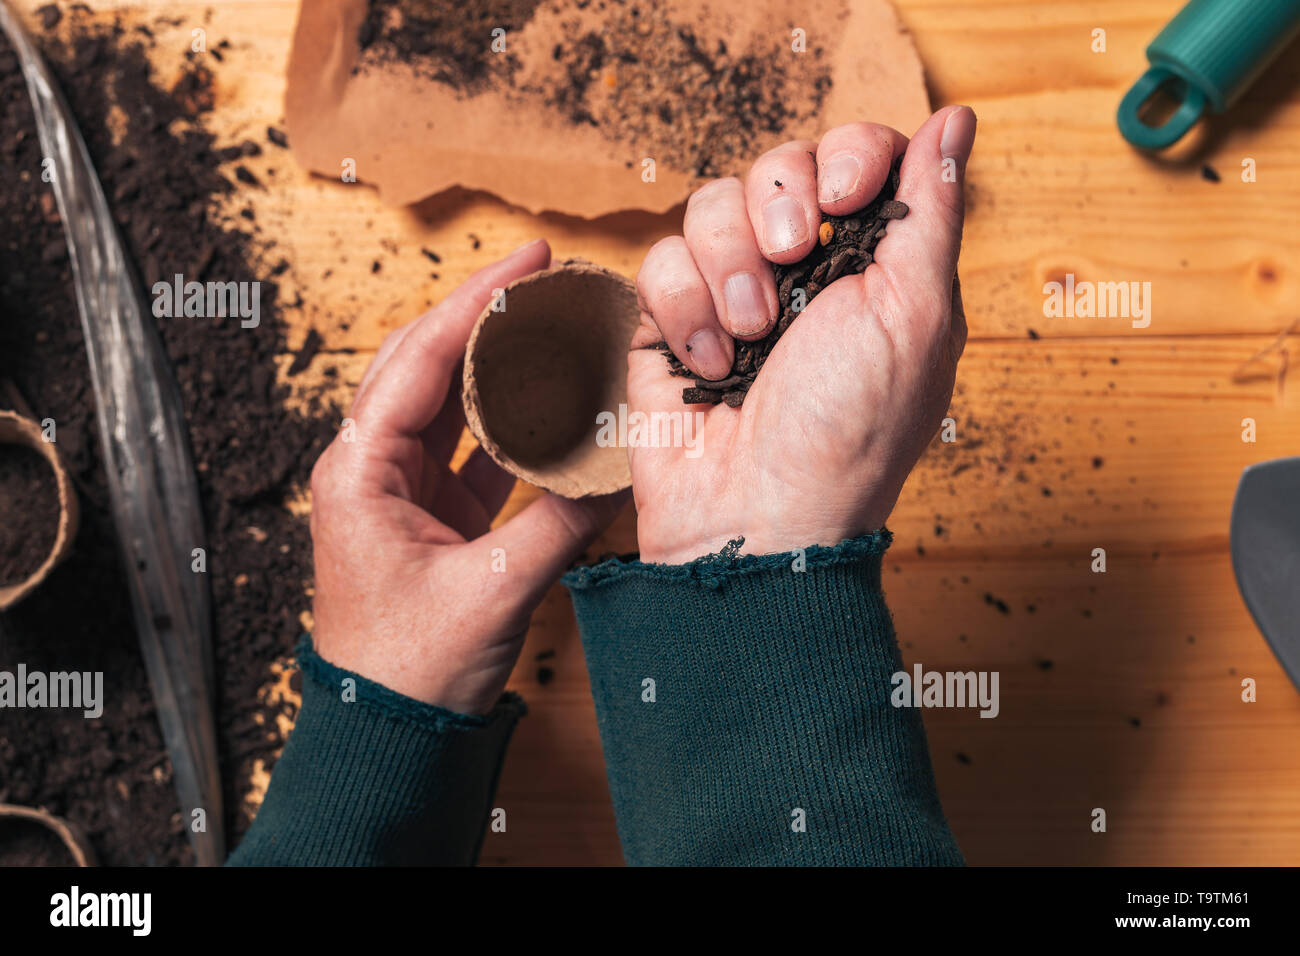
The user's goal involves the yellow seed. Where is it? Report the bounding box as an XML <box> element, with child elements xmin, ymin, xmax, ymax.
<box><xmin>603</xmin><ymin>71</ymin><xmax>617</xmax><ymax>89</ymax></box>
<box><xmin>818</xmin><ymin>221</ymin><xmax>834</xmax><ymax>246</ymax></box>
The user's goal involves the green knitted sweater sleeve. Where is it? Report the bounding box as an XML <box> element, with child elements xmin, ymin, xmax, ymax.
<box><xmin>227</xmin><ymin>638</ymin><xmax>524</xmax><ymax>866</ymax></box>
<box><xmin>562</xmin><ymin>531</ymin><xmax>963</xmax><ymax>866</ymax></box>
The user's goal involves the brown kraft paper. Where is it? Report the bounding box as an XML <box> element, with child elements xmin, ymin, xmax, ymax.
<box><xmin>284</xmin><ymin>0</ymin><xmax>931</xmax><ymax>217</ymax></box>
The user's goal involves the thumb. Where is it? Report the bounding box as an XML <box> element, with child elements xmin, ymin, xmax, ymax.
<box><xmin>874</xmin><ymin>105</ymin><xmax>976</xmax><ymax>304</ymax></box>
<box><xmin>627</xmin><ymin>343</ymin><xmax>692</xmax><ymax>421</ymax></box>
<box><xmin>464</xmin><ymin>489</ymin><xmax>630</xmax><ymax>618</ymax></box>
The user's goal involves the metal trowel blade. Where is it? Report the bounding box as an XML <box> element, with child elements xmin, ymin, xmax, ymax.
<box><xmin>1230</xmin><ymin>457</ymin><xmax>1300</xmax><ymax>694</ymax></box>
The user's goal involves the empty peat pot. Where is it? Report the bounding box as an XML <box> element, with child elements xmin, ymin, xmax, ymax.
<box><xmin>462</xmin><ymin>260</ymin><xmax>639</xmax><ymax>498</ymax></box>
<box><xmin>0</xmin><ymin>803</ymin><xmax>96</xmax><ymax>867</ymax></box>
<box><xmin>0</xmin><ymin>410</ymin><xmax>79</xmax><ymax>611</ymax></box>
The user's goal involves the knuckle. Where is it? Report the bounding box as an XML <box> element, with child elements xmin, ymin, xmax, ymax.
<box><xmin>639</xmin><ymin>239</ymin><xmax>707</xmax><ymax>310</ymax></box>
<box><xmin>658</xmin><ymin>284</ymin><xmax>700</xmax><ymax>306</ymax></box>
<box><xmin>309</xmin><ymin>449</ymin><xmax>337</xmax><ymax>508</ymax></box>
<box><xmin>645</xmin><ymin>235</ymin><xmax>683</xmax><ymax>259</ymax></box>
<box><xmin>640</xmin><ymin>236</ymin><xmax>686</xmax><ymax>280</ymax></box>
<box><xmin>705</xmin><ymin>220</ymin><xmax>743</xmax><ymax>246</ymax></box>
<box><xmin>837</xmin><ymin>120</ymin><xmax>876</xmax><ymax>138</ymax></box>
<box><xmin>687</xmin><ymin>176</ymin><xmax>740</xmax><ymax>210</ymax></box>
<box><xmin>819</xmin><ymin>123</ymin><xmax>866</xmax><ymax>156</ymax></box>
<box><xmin>750</xmin><ymin>144</ymin><xmax>791</xmax><ymax>172</ymax></box>
<box><xmin>771</xmin><ymin>138</ymin><xmax>816</xmax><ymax>156</ymax></box>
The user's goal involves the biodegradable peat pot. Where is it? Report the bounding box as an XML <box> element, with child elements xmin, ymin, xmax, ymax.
<box><xmin>462</xmin><ymin>260</ymin><xmax>639</xmax><ymax>498</ymax></box>
<box><xmin>0</xmin><ymin>803</ymin><xmax>97</xmax><ymax>867</ymax></box>
<box><xmin>0</xmin><ymin>410</ymin><xmax>79</xmax><ymax>611</ymax></box>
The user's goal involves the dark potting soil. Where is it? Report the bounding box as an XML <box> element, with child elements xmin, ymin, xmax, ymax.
<box><xmin>661</xmin><ymin>159</ymin><xmax>908</xmax><ymax>406</ymax></box>
<box><xmin>286</xmin><ymin>328</ymin><xmax>324</xmax><ymax>377</ymax></box>
<box><xmin>357</xmin><ymin>0</ymin><xmax>831</xmax><ymax>179</ymax></box>
<box><xmin>36</xmin><ymin>4</ymin><xmax>61</xmax><ymax>31</ymax></box>
<box><xmin>0</xmin><ymin>444</ymin><xmax>60</xmax><ymax>587</ymax></box>
<box><xmin>357</xmin><ymin>0</ymin><xmax>540</xmax><ymax>90</ymax></box>
<box><xmin>0</xmin><ymin>12</ymin><xmax>338</xmax><ymax>864</ymax></box>
<box><xmin>0</xmin><ymin>816</ymin><xmax>76</xmax><ymax>866</ymax></box>
<box><xmin>530</xmin><ymin>3</ymin><xmax>832</xmax><ymax>178</ymax></box>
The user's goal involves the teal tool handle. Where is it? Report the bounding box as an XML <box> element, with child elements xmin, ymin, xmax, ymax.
<box><xmin>1118</xmin><ymin>0</ymin><xmax>1300</xmax><ymax>149</ymax></box>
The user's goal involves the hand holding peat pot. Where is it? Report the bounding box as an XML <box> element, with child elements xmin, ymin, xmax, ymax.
<box><xmin>630</xmin><ymin>107</ymin><xmax>977</xmax><ymax>563</ymax></box>
<box><xmin>308</xmin><ymin>241</ymin><xmax>627</xmax><ymax>715</ymax></box>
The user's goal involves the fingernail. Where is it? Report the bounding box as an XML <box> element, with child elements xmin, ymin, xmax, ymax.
<box><xmin>685</xmin><ymin>329</ymin><xmax>733</xmax><ymax>380</ymax></box>
<box><xmin>818</xmin><ymin>152</ymin><xmax>862</xmax><ymax>203</ymax></box>
<box><xmin>722</xmin><ymin>272</ymin><xmax>772</xmax><ymax>337</ymax></box>
<box><xmin>940</xmin><ymin>105</ymin><xmax>977</xmax><ymax>165</ymax></box>
<box><xmin>762</xmin><ymin>193</ymin><xmax>809</xmax><ymax>254</ymax></box>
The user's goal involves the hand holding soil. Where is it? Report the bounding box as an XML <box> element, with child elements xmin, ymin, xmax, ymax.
<box><xmin>630</xmin><ymin>106</ymin><xmax>976</xmax><ymax>564</ymax></box>
<box><xmin>308</xmin><ymin>240</ymin><xmax>627</xmax><ymax>715</ymax></box>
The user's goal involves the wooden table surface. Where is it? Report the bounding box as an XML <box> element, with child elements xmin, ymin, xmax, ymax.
<box><xmin>31</xmin><ymin>0</ymin><xmax>1300</xmax><ymax>865</ymax></box>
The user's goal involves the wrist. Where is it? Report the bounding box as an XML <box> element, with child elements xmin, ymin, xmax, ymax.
<box><xmin>311</xmin><ymin>626</ymin><xmax>521</xmax><ymax>717</ymax></box>
<box><xmin>638</xmin><ymin>517</ymin><xmax>885</xmax><ymax>565</ymax></box>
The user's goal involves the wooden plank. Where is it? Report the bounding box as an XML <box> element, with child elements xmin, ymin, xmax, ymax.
<box><xmin>898</xmin><ymin>335</ymin><xmax>1300</xmax><ymax>551</ymax></box>
<box><xmin>896</xmin><ymin>0</ymin><xmax>1300</xmax><ymax>337</ymax></box>
<box><xmin>482</xmin><ymin>334</ymin><xmax>1299</xmax><ymax>864</ymax></box>
<box><xmin>14</xmin><ymin>0</ymin><xmax>1300</xmax><ymax>866</ymax></box>
<box><xmin>892</xmin><ymin>552</ymin><xmax>1300</xmax><ymax>865</ymax></box>
<box><xmin>37</xmin><ymin>1</ymin><xmax>1296</xmax><ymax>356</ymax></box>
<box><xmin>490</xmin><ymin>542</ymin><xmax>1300</xmax><ymax>865</ymax></box>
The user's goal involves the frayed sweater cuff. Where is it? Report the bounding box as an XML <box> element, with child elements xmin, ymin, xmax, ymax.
<box><xmin>564</xmin><ymin>531</ymin><xmax>962</xmax><ymax>866</ymax></box>
<box><xmin>228</xmin><ymin>637</ymin><xmax>524</xmax><ymax>866</ymax></box>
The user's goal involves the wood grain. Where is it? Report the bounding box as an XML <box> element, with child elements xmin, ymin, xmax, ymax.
<box><xmin>17</xmin><ymin>0</ymin><xmax>1300</xmax><ymax>865</ymax></box>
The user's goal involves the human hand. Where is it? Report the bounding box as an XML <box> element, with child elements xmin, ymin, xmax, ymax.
<box><xmin>309</xmin><ymin>240</ymin><xmax>628</xmax><ymax>714</ymax></box>
<box><xmin>629</xmin><ymin>107</ymin><xmax>976</xmax><ymax>563</ymax></box>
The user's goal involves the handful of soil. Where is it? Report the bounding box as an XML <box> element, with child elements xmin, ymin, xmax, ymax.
<box><xmin>661</xmin><ymin>159</ymin><xmax>907</xmax><ymax>406</ymax></box>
